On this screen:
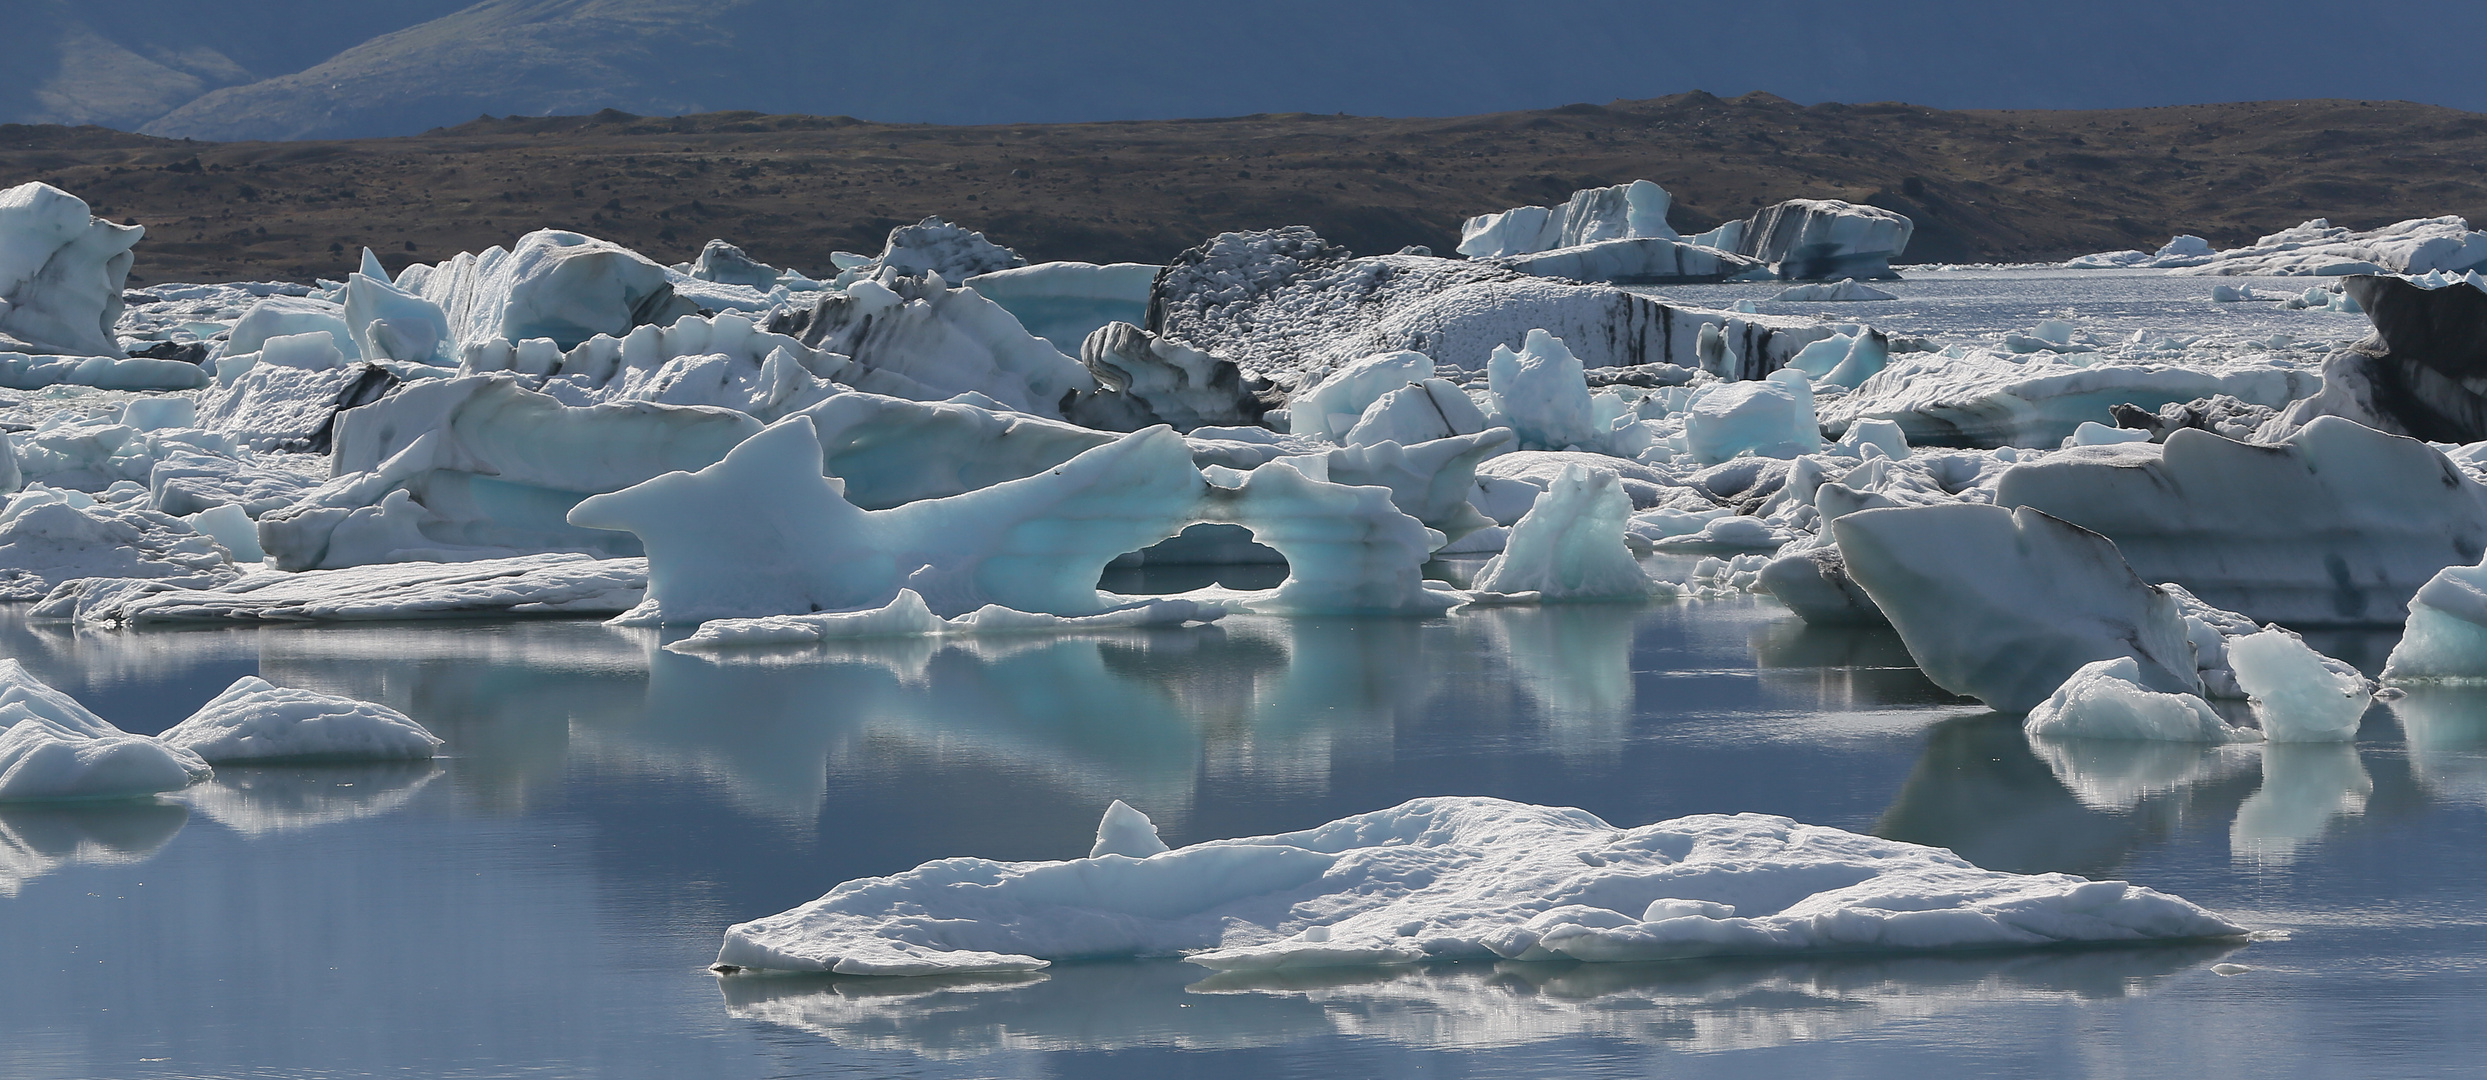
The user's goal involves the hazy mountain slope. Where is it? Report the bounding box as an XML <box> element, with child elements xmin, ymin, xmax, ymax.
<box><xmin>134</xmin><ymin>0</ymin><xmax>2487</xmax><ymax>142</ymax></box>
<box><xmin>0</xmin><ymin>0</ymin><xmax>471</xmax><ymax>131</ymax></box>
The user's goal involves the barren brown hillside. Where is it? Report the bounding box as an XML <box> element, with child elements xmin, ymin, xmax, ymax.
<box><xmin>4</xmin><ymin>91</ymin><xmax>2483</xmax><ymax>285</ymax></box>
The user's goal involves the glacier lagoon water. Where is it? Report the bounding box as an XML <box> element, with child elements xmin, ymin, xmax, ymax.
<box><xmin>1</xmin><ymin>594</ymin><xmax>2483</xmax><ymax>1079</ymax></box>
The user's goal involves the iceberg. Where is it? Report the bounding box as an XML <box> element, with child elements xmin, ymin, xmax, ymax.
<box><xmin>1736</xmin><ymin>200</ymin><xmax>1915</xmax><ymax>280</ymax></box>
<box><xmin>0</xmin><ymin>660</ymin><xmax>210</xmax><ymax>802</ymax></box>
<box><xmin>1148</xmin><ymin>228</ymin><xmax>1834</xmax><ymax>389</ymax></box>
<box><xmin>0</xmin><ymin>352</ymin><xmax>207</xmax><ymax>393</ymax></box>
<box><xmin>1457</xmin><ymin>180</ymin><xmax>1680</xmax><ymax>258</ymax></box>
<box><xmin>1994</xmin><ymin>419</ymin><xmax>2487</xmax><ymax>625</ymax></box>
<box><xmin>339</xmin><ymin>266</ymin><xmax>455</xmax><ymax>365</ymax></box>
<box><xmin>856</xmin><ymin>216</ymin><xmax>1026</xmax><ymax>281</ymax></box>
<box><xmin>1492</xmin><ymin>238</ymin><xmax>1763</xmax><ymax>286</ymax></box>
<box><xmin>962</xmin><ymin>261</ymin><xmax>1159</xmax><ymax>355</ymax></box>
<box><xmin>2277</xmin><ymin>273</ymin><xmax>2487</xmax><ymax>443</ymax></box>
<box><xmin>1822</xmin><ymin>351</ymin><xmax>2317</xmax><ymax>449</ymax></box>
<box><xmin>711</xmin><ymin>796</ymin><xmax>2245</xmax><ymax>976</ymax></box>
<box><xmin>667</xmin><ymin>588</ymin><xmax>1220</xmax><ymax>650</ymax></box>
<box><xmin>1469</xmin><ymin>465</ymin><xmax>1651</xmax><ymax>601</ymax></box>
<box><xmin>2023</xmin><ymin>658</ymin><xmax>2258</xmax><ymax>743</ymax></box>
<box><xmin>155</xmin><ymin>676</ymin><xmax>443</xmax><ymax>762</ymax></box>
<box><xmin>2383</xmin><ymin>558</ymin><xmax>2487</xmax><ymax>682</ymax></box>
<box><xmin>688</xmin><ymin>239</ymin><xmax>781</xmax><ymax>290</ymax></box>
<box><xmin>769</xmin><ymin>270</ymin><xmax>1093</xmax><ymax>417</ymax></box>
<box><xmin>1682</xmin><ymin>370</ymin><xmax>1822</xmax><ymax>464</ymax></box>
<box><xmin>37</xmin><ymin>553</ymin><xmax>646</xmax><ymax>625</ymax></box>
<box><xmin>2226</xmin><ymin>630</ymin><xmax>2373</xmax><ymax>742</ymax></box>
<box><xmin>220</xmin><ymin>295</ymin><xmax>359</xmax><ymax>362</ymax></box>
<box><xmin>1287</xmin><ymin>350</ymin><xmax>1440</xmax><ymax>441</ymax></box>
<box><xmin>1070</xmin><ymin>322</ymin><xmax>1271</xmax><ymax>432</ymax></box>
<box><xmin>2065</xmin><ymin>235</ymin><xmax>2217</xmax><ymax>271</ymax></box>
<box><xmin>0</xmin><ymin>486</ymin><xmax>241</xmax><ymax>600</ymax></box>
<box><xmin>1485</xmin><ymin>329</ymin><xmax>1608</xmax><ymax>452</ymax></box>
<box><xmin>396</xmin><ymin>229</ymin><xmax>700</xmax><ymax>352</ymax></box>
<box><xmin>2170</xmin><ymin>217</ymin><xmax>2487</xmax><ymax>278</ymax></box>
<box><xmin>0</xmin><ymin>183</ymin><xmax>142</xmax><ymax>358</ymax></box>
<box><xmin>1831</xmin><ymin>503</ymin><xmax>2202</xmax><ymax>712</ymax></box>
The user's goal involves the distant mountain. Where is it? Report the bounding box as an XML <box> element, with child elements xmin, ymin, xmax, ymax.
<box><xmin>9</xmin><ymin>0</ymin><xmax>2487</xmax><ymax>142</ymax></box>
<box><xmin>0</xmin><ymin>0</ymin><xmax>470</xmax><ymax>132</ymax></box>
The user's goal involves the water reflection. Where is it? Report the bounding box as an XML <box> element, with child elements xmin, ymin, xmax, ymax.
<box><xmin>0</xmin><ymin>800</ymin><xmax>188</xmax><ymax>898</ymax></box>
<box><xmin>720</xmin><ymin>945</ymin><xmax>2241</xmax><ymax>1057</ymax></box>
<box><xmin>2027</xmin><ymin>736</ymin><xmax>2257</xmax><ymax>811</ymax></box>
<box><xmin>176</xmin><ymin>763</ymin><xmax>442</xmax><ymax>836</ymax></box>
<box><xmin>2392</xmin><ymin>687</ymin><xmax>2487</xmax><ymax>805</ymax></box>
<box><xmin>2232</xmin><ymin>744</ymin><xmax>2373</xmax><ymax>867</ymax></box>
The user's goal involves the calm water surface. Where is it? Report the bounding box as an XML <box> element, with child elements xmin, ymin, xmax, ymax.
<box><xmin>2</xmin><ymin>597</ymin><xmax>2482</xmax><ymax>1079</ymax></box>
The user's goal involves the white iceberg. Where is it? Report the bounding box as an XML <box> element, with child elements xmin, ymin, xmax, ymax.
<box><xmin>156</xmin><ymin>676</ymin><xmax>442</xmax><ymax>763</ymax></box>
<box><xmin>37</xmin><ymin>553</ymin><xmax>647</xmax><ymax>625</ymax></box>
<box><xmin>769</xmin><ymin>270</ymin><xmax>1092</xmax><ymax>417</ymax></box>
<box><xmin>1470</xmin><ymin>465</ymin><xmax>1651</xmax><ymax>601</ymax></box>
<box><xmin>0</xmin><ymin>485</ymin><xmax>240</xmax><ymax>600</ymax></box>
<box><xmin>397</xmin><ymin>228</ymin><xmax>699</xmax><ymax>352</ymax></box>
<box><xmin>2023</xmin><ymin>658</ymin><xmax>2258</xmax><ymax>743</ymax></box>
<box><xmin>1485</xmin><ymin>330</ymin><xmax>1608</xmax><ymax>452</ymax></box>
<box><xmin>1822</xmin><ymin>351</ymin><xmax>2316</xmax><ymax>449</ymax></box>
<box><xmin>2227</xmin><ymin>630</ymin><xmax>2373</xmax><ymax>742</ymax></box>
<box><xmin>0</xmin><ymin>352</ymin><xmax>208</xmax><ymax>393</ymax></box>
<box><xmin>0</xmin><ymin>659</ymin><xmax>210</xmax><ymax>802</ymax></box>
<box><xmin>2171</xmin><ymin>217</ymin><xmax>2487</xmax><ymax>278</ymax></box>
<box><xmin>2383</xmin><ymin>558</ymin><xmax>2487</xmax><ymax>681</ymax></box>
<box><xmin>0</xmin><ymin>182</ymin><xmax>142</xmax><ymax>358</ymax></box>
<box><xmin>712</xmin><ymin>796</ymin><xmax>2245</xmax><ymax>976</ymax></box>
<box><xmin>1458</xmin><ymin>180</ymin><xmax>1679</xmax><ymax>258</ymax></box>
<box><xmin>2065</xmin><ymin>235</ymin><xmax>2217</xmax><ymax>271</ymax></box>
<box><xmin>1683</xmin><ymin>370</ymin><xmax>1821</xmax><ymax>464</ymax></box>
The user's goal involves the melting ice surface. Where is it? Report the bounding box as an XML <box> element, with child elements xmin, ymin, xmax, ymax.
<box><xmin>0</xmin><ymin>597</ymin><xmax>2481</xmax><ymax>1079</ymax></box>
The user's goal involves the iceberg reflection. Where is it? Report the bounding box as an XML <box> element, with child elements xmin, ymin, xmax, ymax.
<box><xmin>2390</xmin><ymin>686</ymin><xmax>2487</xmax><ymax>806</ymax></box>
<box><xmin>2232</xmin><ymin>743</ymin><xmax>2372</xmax><ymax>866</ymax></box>
<box><xmin>0</xmin><ymin>800</ymin><xmax>188</xmax><ymax>898</ymax></box>
<box><xmin>175</xmin><ymin>763</ymin><xmax>441</xmax><ymax>836</ymax></box>
<box><xmin>719</xmin><ymin>946</ymin><xmax>2240</xmax><ymax>1057</ymax></box>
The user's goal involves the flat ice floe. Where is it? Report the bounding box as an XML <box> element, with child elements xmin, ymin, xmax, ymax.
<box><xmin>713</xmin><ymin>797</ymin><xmax>2246</xmax><ymax>976</ymax></box>
<box><xmin>156</xmin><ymin>676</ymin><xmax>442</xmax><ymax>762</ymax></box>
<box><xmin>39</xmin><ymin>553</ymin><xmax>645</xmax><ymax>625</ymax></box>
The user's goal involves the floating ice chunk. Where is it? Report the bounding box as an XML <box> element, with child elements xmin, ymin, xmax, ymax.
<box><xmin>513</xmin><ymin>312</ymin><xmax>841</xmax><ymax>421</ymax></box>
<box><xmin>1833</xmin><ymin>504</ymin><xmax>2201</xmax><ymax>712</ymax></box>
<box><xmin>1070</xmin><ymin>322</ymin><xmax>1268</xmax><ymax>432</ymax></box>
<box><xmin>0</xmin><ymin>352</ymin><xmax>208</xmax><ymax>393</ymax></box>
<box><xmin>711</xmin><ymin>796</ymin><xmax>2245</xmax><ymax>976</ymax></box>
<box><xmin>1492</xmin><ymin>238</ymin><xmax>1761</xmax><ymax>286</ymax></box>
<box><xmin>2209</xmin><ymin>284</ymin><xmax>2255</xmax><ymax>303</ymax></box>
<box><xmin>2278</xmin><ymin>273</ymin><xmax>2487</xmax><ymax>443</ymax></box>
<box><xmin>860</xmin><ymin>217</ymin><xmax>1026</xmax><ymax>281</ymax></box>
<box><xmin>340</xmin><ymin>267</ymin><xmax>453</xmax><ymax>364</ymax></box>
<box><xmin>689</xmin><ymin>240</ymin><xmax>781</xmax><ymax>289</ymax></box>
<box><xmin>2383</xmin><ymin>559</ymin><xmax>2487</xmax><ymax>681</ymax></box>
<box><xmin>770</xmin><ymin>269</ymin><xmax>1092</xmax><ymax>418</ymax></box>
<box><xmin>1486</xmin><ymin>330</ymin><xmax>1606</xmax><ymax>451</ymax></box>
<box><xmin>183</xmin><ymin>503</ymin><xmax>262</xmax><ymax>563</ymax></box>
<box><xmin>2227</xmin><ymin>630</ymin><xmax>2373</xmax><ymax>742</ymax></box>
<box><xmin>2062</xmin><ymin>421</ymin><xmax>2153</xmax><ymax>448</ymax></box>
<box><xmin>1769</xmin><ymin>279</ymin><xmax>1898</xmax><ymax>302</ymax></box>
<box><xmin>1471</xmin><ymin>465</ymin><xmax>1650</xmax><ymax>601</ymax></box>
<box><xmin>1996</xmin><ymin>419</ymin><xmax>2487</xmax><ymax>625</ymax></box>
<box><xmin>2065</xmin><ymin>236</ymin><xmax>2218</xmax><ymax>270</ymax></box>
<box><xmin>1836</xmin><ymin>417</ymin><xmax>1910</xmax><ymax>459</ymax></box>
<box><xmin>792</xmin><ymin>390</ymin><xmax>1117</xmax><ymax>508</ymax></box>
<box><xmin>2024</xmin><ymin>658</ymin><xmax>2259</xmax><ymax>743</ymax></box>
<box><xmin>1289</xmin><ymin>351</ymin><xmax>1437</xmax><ymax>441</ymax></box>
<box><xmin>1341</xmin><ymin>379</ymin><xmax>1489</xmax><ymax>448</ymax></box>
<box><xmin>1738</xmin><ymin>200</ymin><xmax>1914</xmax><ymax>280</ymax></box>
<box><xmin>0</xmin><ymin>488</ymin><xmax>239</xmax><ymax>600</ymax></box>
<box><xmin>157</xmin><ymin>677</ymin><xmax>442</xmax><ymax>763</ymax></box>
<box><xmin>963</xmin><ymin>261</ymin><xmax>1158</xmax><ymax>354</ymax></box>
<box><xmin>0</xmin><ymin>660</ymin><xmax>209</xmax><ymax>802</ymax></box>
<box><xmin>0</xmin><ymin>183</ymin><xmax>142</xmax><ymax>357</ymax></box>
<box><xmin>1201</xmin><ymin>458</ymin><xmax>1459</xmax><ymax>616</ymax></box>
<box><xmin>1458</xmin><ymin>180</ymin><xmax>1681</xmax><ymax>259</ymax></box>
<box><xmin>1683</xmin><ymin>370</ymin><xmax>1820</xmax><ymax>464</ymax></box>
<box><xmin>43</xmin><ymin>553</ymin><xmax>646</xmax><ymax>625</ymax></box>
<box><xmin>571</xmin><ymin>416</ymin><xmax>1204</xmax><ymax>624</ymax></box>
<box><xmin>1091</xmin><ymin>799</ymin><xmax>1172</xmax><ymax>859</ymax></box>
<box><xmin>221</xmin><ymin>295</ymin><xmax>359</xmax><ymax>362</ymax></box>
<box><xmin>119</xmin><ymin>396</ymin><xmax>195</xmax><ymax>431</ymax></box>
<box><xmin>397</xmin><ymin>229</ymin><xmax>700</xmax><ymax>352</ymax></box>
<box><xmin>668</xmin><ymin>588</ymin><xmax>1219</xmax><ymax>650</ymax></box>
<box><xmin>2171</xmin><ymin>217</ymin><xmax>2487</xmax><ymax>278</ymax></box>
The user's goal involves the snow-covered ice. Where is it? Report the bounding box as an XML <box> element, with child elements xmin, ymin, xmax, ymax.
<box><xmin>0</xmin><ymin>183</ymin><xmax>142</xmax><ymax>358</ymax></box>
<box><xmin>37</xmin><ymin>553</ymin><xmax>646</xmax><ymax>625</ymax></box>
<box><xmin>2169</xmin><ymin>217</ymin><xmax>2487</xmax><ymax>278</ymax></box>
<box><xmin>712</xmin><ymin>796</ymin><xmax>2244</xmax><ymax>976</ymax></box>
<box><xmin>0</xmin><ymin>660</ymin><xmax>210</xmax><ymax>802</ymax></box>
<box><xmin>2023</xmin><ymin>657</ymin><xmax>2258</xmax><ymax>743</ymax></box>
<box><xmin>1770</xmin><ymin>279</ymin><xmax>1898</xmax><ymax>302</ymax></box>
<box><xmin>155</xmin><ymin>676</ymin><xmax>442</xmax><ymax>762</ymax></box>
<box><xmin>2383</xmin><ymin>558</ymin><xmax>2487</xmax><ymax>681</ymax></box>
<box><xmin>1470</xmin><ymin>465</ymin><xmax>1651</xmax><ymax>601</ymax></box>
